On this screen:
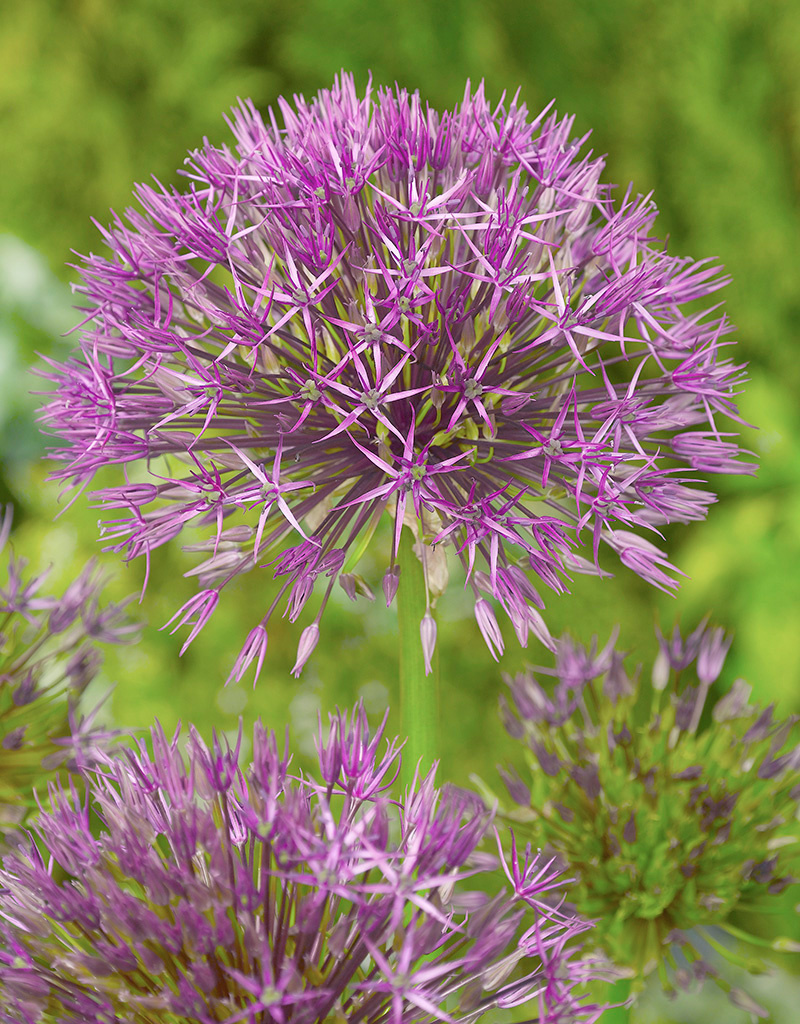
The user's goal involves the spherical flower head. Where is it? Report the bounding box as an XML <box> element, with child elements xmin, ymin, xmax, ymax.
<box><xmin>40</xmin><ymin>73</ymin><xmax>754</xmax><ymax>677</ymax></box>
<box><xmin>0</xmin><ymin>506</ymin><xmax>137</xmax><ymax>841</ymax></box>
<box><xmin>492</xmin><ymin>623</ymin><xmax>800</xmax><ymax>1015</ymax></box>
<box><xmin>0</xmin><ymin>703</ymin><xmax>603</xmax><ymax>1023</ymax></box>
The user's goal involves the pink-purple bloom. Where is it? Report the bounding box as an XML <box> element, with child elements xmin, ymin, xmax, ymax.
<box><xmin>0</xmin><ymin>506</ymin><xmax>136</xmax><ymax>839</ymax></box>
<box><xmin>0</xmin><ymin>704</ymin><xmax>602</xmax><ymax>1023</ymax></box>
<box><xmin>40</xmin><ymin>74</ymin><xmax>753</xmax><ymax>677</ymax></box>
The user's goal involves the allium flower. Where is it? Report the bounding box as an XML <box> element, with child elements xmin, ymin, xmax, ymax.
<box><xmin>40</xmin><ymin>74</ymin><xmax>753</xmax><ymax>676</ymax></box>
<box><xmin>0</xmin><ymin>506</ymin><xmax>136</xmax><ymax>840</ymax></box>
<box><xmin>0</xmin><ymin>704</ymin><xmax>603</xmax><ymax>1023</ymax></box>
<box><xmin>491</xmin><ymin>623</ymin><xmax>800</xmax><ymax>1015</ymax></box>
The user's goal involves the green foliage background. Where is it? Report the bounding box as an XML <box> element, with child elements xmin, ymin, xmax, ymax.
<box><xmin>1</xmin><ymin>0</ymin><xmax>799</xmax><ymax>1018</ymax></box>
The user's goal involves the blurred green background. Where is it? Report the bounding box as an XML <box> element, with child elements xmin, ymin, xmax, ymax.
<box><xmin>1</xmin><ymin>0</ymin><xmax>799</xmax><ymax>1018</ymax></box>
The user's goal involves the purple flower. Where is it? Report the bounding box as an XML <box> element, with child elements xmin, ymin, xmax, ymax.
<box><xmin>0</xmin><ymin>506</ymin><xmax>138</xmax><ymax>840</ymax></box>
<box><xmin>696</xmin><ymin>626</ymin><xmax>733</xmax><ymax>686</ymax></box>
<box><xmin>493</xmin><ymin>622</ymin><xmax>800</xmax><ymax>1008</ymax></box>
<box><xmin>0</xmin><ymin>704</ymin><xmax>602</xmax><ymax>1023</ymax></box>
<box><xmin>40</xmin><ymin>74</ymin><xmax>754</xmax><ymax>677</ymax></box>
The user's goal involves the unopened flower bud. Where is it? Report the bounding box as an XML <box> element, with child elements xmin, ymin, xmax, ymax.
<box><xmin>291</xmin><ymin>623</ymin><xmax>320</xmax><ymax>678</ymax></box>
<box><xmin>382</xmin><ymin>565</ymin><xmax>400</xmax><ymax>607</ymax></box>
<box><xmin>697</xmin><ymin>627</ymin><xmax>733</xmax><ymax>685</ymax></box>
<box><xmin>420</xmin><ymin>612</ymin><xmax>437</xmax><ymax>676</ymax></box>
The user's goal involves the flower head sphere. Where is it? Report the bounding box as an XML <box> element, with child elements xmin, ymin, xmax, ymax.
<box><xmin>492</xmin><ymin>623</ymin><xmax>800</xmax><ymax>1015</ymax></box>
<box><xmin>41</xmin><ymin>74</ymin><xmax>753</xmax><ymax>676</ymax></box>
<box><xmin>0</xmin><ymin>704</ymin><xmax>602</xmax><ymax>1023</ymax></box>
<box><xmin>0</xmin><ymin>506</ymin><xmax>137</xmax><ymax>841</ymax></box>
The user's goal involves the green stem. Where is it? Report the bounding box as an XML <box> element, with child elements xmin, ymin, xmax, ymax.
<box><xmin>397</xmin><ymin>526</ymin><xmax>439</xmax><ymax>792</ymax></box>
<box><xmin>596</xmin><ymin>977</ymin><xmax>635</xmax><ymax>1024</ymax></box>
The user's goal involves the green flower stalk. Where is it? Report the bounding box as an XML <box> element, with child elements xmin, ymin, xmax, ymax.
<box><xmin>0</xmin><ymin>506</ymin><xmax>137</xmax><ymax>839</ymax></box>
<box><xmin>488</xmin><ymin>622</ymin><xmax>800</xmax><ymax>1016</ymax></box>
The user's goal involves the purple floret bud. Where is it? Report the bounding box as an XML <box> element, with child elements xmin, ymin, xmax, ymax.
<box><xmin>382</xmin><ymin>565</ymin><xmax>401</xmax><ymax>607</ymax></box>
<box><xmin>291</xmin><ymin>622</ymin><xmax>320</xmax><ymax>678</ymax></box>
<box><xmin>697</xmin><ymin>626</ymin><xmax>733</xmax><ymax>685</ymax></box>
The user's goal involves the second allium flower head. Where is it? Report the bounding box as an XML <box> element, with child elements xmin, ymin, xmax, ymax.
<box><xmin>41</xmin><ymin>73</ymin><xmax>753</xmax><ymax>677</ymax></box>
<box><xmin>0</xmin><ymin>705</ymin><xmax>601</xmax><ymax>1023</ymax></box>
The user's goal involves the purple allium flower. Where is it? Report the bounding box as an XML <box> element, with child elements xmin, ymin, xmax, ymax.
<box><xmin>0</xmin><ymin>704</ymin><xmax>603</xmax><ymax>1023</ymax></box>
<box><xmin>0</xmin><ymin>506</ymin><xmax>137</xmax><ymax>841</ymax></box>
<box><xmin>491</xmin><ymin>623</ymin><xmax>800</xmax><ymax>1013</ymax></box>
<box><xmin>39</xmin><ymin>74</ymin><xmax>754</xmax><ymax>677</ymax></box>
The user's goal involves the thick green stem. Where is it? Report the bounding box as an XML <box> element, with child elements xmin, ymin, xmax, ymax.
<box><xmin>397</xmin><ymin>526</ymin><xmax>439</xmax><ymax>791</ymax></box>
<box><xmin>598</xmin><ymin>978</ymin><xmax>634</xmax><ymax>1024</ymax></box>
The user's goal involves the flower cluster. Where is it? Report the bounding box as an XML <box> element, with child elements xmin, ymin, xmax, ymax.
<box><xmin>40</xmin><ymin>73</ymin><xmax>753</xmax><ymax>678</ymax></box>
<box><xmin>491</xmin><ymin>623</ymin><xmax>800</xmax><ymax>1014</ymax></box>
<box><xmin>0</xmin><ymin>506</ymin><xmax>136</xmax><ymax>841</ymax></box>
<box><xmin>0</xmin><ymin>705</ymin><xmax>603</xmax><ymax>1023</ymax></box>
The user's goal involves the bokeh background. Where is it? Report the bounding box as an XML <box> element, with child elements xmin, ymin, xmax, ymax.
<box><xmin>1</xmin><ymin>1</ymin><xmax>799</xmax><ymax>1019</ymax></box>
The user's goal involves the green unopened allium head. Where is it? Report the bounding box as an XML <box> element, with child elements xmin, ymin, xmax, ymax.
<box><xmin>0</xmin><ymin>506</ymin><xmax>137</xmax><ymax>839</ymax></box>
<box><xmin>490</xmin><ymin>622</ymin><xmax>800</xmax><ymax>1015</ymax></box>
